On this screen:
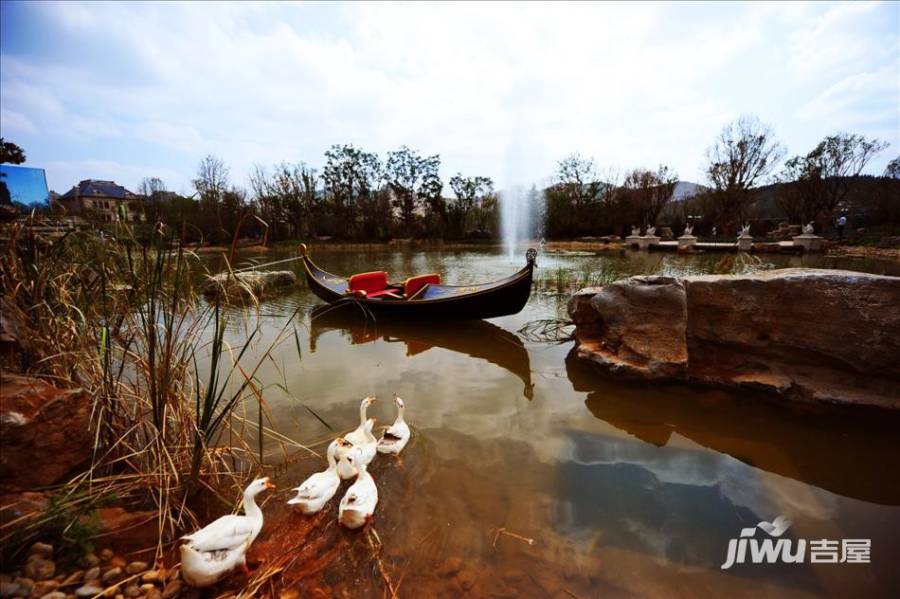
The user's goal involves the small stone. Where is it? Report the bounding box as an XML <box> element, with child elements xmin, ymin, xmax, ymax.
<box><xmin>28</xmin><ymin>543</ymin><xmax>54</xmax><ymax>559</ymax></box>
<box><xmin>40</xmin><ymin>593</ymin><xmax>66</xmax><ymax>599</ymax></box>
<box><xmin>0</xmin><ymin>583</ymin><xmax>20</xmax><ymax>598</ymax></box>
<box><xmin>123</xmin><ymin>564</ymin><xmax>147</xmax><ymax>577</ymax></box>
<box><xmin>145</xmin><ymin>590</ymin><xmax>161</xmax><ymax>599</ymax></box>
<box><xmin>83</xmin><ymin>569</ymin><xmax>100</xmax><ymax>583</ymax></box>
<box><xmin>61</xmin><ymin>573</ymin><xmax>83</xmax><ymax>587</ymax></box>
<box><xmin>437</xmin><ymin>556</ymin><xmax>463</xmax><ymax>578</ymax></box>
<box><xmin>160</xmin><ymin>581</ymin><xmax>181</xmax><ymax>599</ymax></box>
<box><xmin>100</xmin><ymin>569</ymin><xmax>122</xmax><ymax>585</ymax></box>
<box><xmin>99</xmin><ymin>551</ymin><xmax>113</xmax><ymax>562</ymax></box>
<box><xmin>24</xmin><ymin>560</ymin><xmax>55</xmax><ymax>582</ymax></box>
<box><xmin>138</xmin><ymin>572</ymin><xmax>157</xmax><ymax>585</ymax></box>
<box><xmin>138</xmin><ymin>586</ymin><xmax>154</xmax><ymax>593</ymax></box>
<box><xmin>31</xmin><ymin>580</ymin><xmax>59</xmax><ymax>597</ymax></box>
<box><xmin>122</xmin><ymin>586</ymin><xmax>141</xmax><ymax>599</ymax></box>
<box><xmin>114</xmin><ymin>594</ymin><xmax>123</xmax><ymax>599</ymax></box>
<box><xmin>83</xmin><ymin>555</ymin><xmax>100</xmax><ymax>569</ymax></box>
<box><xmin>108</xmin><ymin>559</ymin><xmax>125</xmax><ymax>570</ymax></box>
<box><xmin>14</xmin><ymin>578</ymin><xmax>35</xmax><ymax>596</ymax></box>
<box><xmin>457</xmin><ymin>569</ymin><xmax>477</xmax><ymax>591</ymax></box>
<box><xmin>74</xmin><ymin>585</ymin><xmax>103</xmax><ymax>598</ymax></box>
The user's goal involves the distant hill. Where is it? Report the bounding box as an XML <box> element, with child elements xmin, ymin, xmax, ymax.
<box><xmin>672</xmin><ymin>181</ymin><xmax>704</xmax><ymax>201</ymax></box>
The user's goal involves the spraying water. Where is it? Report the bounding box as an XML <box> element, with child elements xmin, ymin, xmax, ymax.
<box><xmin>500</xmin><ymin>185</ymin><xmax>532</xmax><ymax>262</ymax></box>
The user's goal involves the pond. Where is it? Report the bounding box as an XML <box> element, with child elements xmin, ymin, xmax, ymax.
<box><xmin>209</xmin><ymin>246</ymin><xmax>900</xmax><ymax>597</ymax></box>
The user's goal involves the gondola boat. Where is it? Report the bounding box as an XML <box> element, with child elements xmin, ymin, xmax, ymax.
<box><xmin>298</xmin><ymin>244</ymin><xmax>536</xmax><ymax>319</ymax></box>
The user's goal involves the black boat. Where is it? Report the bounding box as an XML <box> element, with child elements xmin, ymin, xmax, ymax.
<box><xmin>298</xmin><ymin>244</ymin><xmax>536</xmax><ymax>319</ymax></box>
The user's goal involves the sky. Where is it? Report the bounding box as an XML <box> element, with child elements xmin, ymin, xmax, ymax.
<box><xmin>1</xmin><ymin>1</ymin><xmax>897</xmax><ymax>195</ymax></box>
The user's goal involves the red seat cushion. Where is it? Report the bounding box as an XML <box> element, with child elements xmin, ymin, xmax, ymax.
<box><xmin>404</xmin><ymin>273</ymin><xmax>441</xmax><ymax>298</ymax></box>
<box><xmin>349</xmin><ymin>271</ymin><xmax>388</xmax><ymax>294</ymax></box>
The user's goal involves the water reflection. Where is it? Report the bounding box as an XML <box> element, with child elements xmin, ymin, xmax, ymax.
<box><xmin>309</xmin><ymin>304</ymin><xmax>535</xmax><ymax>399</ymax></box>
<box><xmin>565</xmin><ymin>349</ymin><xmax>900</xmax><ymax>506</ymax></box>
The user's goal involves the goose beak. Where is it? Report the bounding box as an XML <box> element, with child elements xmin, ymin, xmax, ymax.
<box><xmin>264</xmin><ymin>479</ymin><xmax>276</xmax><ymax>490</ymax></box>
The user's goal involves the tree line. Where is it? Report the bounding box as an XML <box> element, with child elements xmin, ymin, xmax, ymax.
<box><xmin>4</xmin><ymin>113</ymin><xmax>898</xmax><ymax>242</ymax></box>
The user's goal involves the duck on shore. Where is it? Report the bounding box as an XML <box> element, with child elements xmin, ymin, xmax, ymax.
<box><xmin>180</xmin><ymin>477</ymin><xmax>274</xmax><ymax>587</ymax></box>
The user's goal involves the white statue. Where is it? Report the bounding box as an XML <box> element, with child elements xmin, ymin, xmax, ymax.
<box><xmin>631</xmin><ymin>226</ymin><xmax>640</xmax><ymax>237</ymax></box>
<box><xmin>712</xmin><ymin>226</ymin><xmax>718</xmax><ymax>238</ymax></box>
<box><xmin>684</xmin><ymin>224</ymin><xmax>693</xmax><ymax>236</ymax></box>
<box><xmin>739</xmin><ymin>223</ymin><xmax>751</xmax><ymax>237</ymax></box>
<box><xmin>646</xmin><ymin>226</ymin><xmax>656</xmax><ymax>237</ymax></box>
<box><xmin>803</xmin><ymin>221</ymin><xmax>815</xmax><ymax>235</ymax></box>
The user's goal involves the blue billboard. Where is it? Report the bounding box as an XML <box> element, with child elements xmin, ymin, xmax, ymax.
<box><xmin>0</xmin><ymin>164</ymin><xmax>50</xmax><ymax>206</ymax></box>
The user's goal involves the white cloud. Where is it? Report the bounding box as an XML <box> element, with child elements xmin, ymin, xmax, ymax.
<box><xmin>1</xmin><ymin>1</ymin><xmax>897</xmax><ymax>193</ymax></box>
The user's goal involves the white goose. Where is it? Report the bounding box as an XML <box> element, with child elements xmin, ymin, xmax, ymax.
<box><xmin>338</xmin><ymin>448</ymin><xmax>378</xmax><ymax>529</ymax></box>
<box><xmin>377</xmin><ymin>396</ymin><xmax>410</xmax><ymax>455</ymax></box>
<box><xmin>180</xmin><ymin>477</ymin><xmax>274</xmax><ymax>587</ymax></box>
<box><xmin>337</xmin><ymin>397</ymin><xmax>378</xmax><ymax>480</ymax></box>
<box><xmin>287</xmin><ymin>439</ymin><xmax>345</xmax><ymax>514</ymax></box>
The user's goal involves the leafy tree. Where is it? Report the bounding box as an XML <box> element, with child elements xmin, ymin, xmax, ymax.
<box><xmin>807</xmin><ymin>133</ymin><xmax>888</xmax><ymax>215</ymax></box>
<box><xmin>250</xmin><ymin>162</ymin><xmax>318</xmax><ymax>239</ymax></box>
<box><xmin>703</xmin><ymin>115</ymin><xmax>785</xmax><ymax>231</ymax></box>
<box><xmin>0</xmin><ymin>138</ymin><xmax>26</xmax><ymax>164</ymax></box>
<box><xmin>885</xmin><ymin>156</ymin><xmax>900</xmax><ymax>179</ymax></box>
<box><xmin>623</xmin><ymin>165</ymin><xmax>679</xmax><ymax>228</ymax></box>
<box><xmin>384</xmin><ymin>146</ymin><xmax>442</xmax><ymax>236</ymax></box>
<box><xmin>321</xmin><ymin>144</ymin><xmax>382</xmax><ymax>239</ymax></box>
<box><xmin>448</xmin><ymin>174</ymin><xmax>493</xmax><ymax>236</ymax></box>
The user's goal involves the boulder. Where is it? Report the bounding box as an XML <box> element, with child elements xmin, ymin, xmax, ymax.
<box><xmin>568</xmin><ymin>269</ymin><xmax>900</xmax><ymax>408</ymax></box>
<box><xmin>0</xmin><ymin>376</ymin><xmax>93</xmax><ymax>490</ymax></box>
<box><xmin>202</xmin><ymin>270</ymin><xmax>297</xmax><ymax>299</ymax></box>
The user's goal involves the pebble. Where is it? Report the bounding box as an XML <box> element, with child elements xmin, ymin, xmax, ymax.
<box><xmin>40</xmin><ymin>593</ymin><xmax>66</xmax><ymax>599</ymax></box>
<box><xmin>99</xmin><ymin>551</ymin><xmax>113</xmax><ymax>563</ymax></box>
<box><xmin>61</xmin><ymin>572</ymin><xmax>83</xmax><ymax>586</ymax></box>
<box><xmin>457</xmin><ymin>569</ymin><xmax>477</xmax><ymax>592</ymax></box>
<box><xmin>28</xmin><ymin>544</ymin><xmax>54</xmax><ymax>559</ymax></box>
<box><xmin>139</xmin><ymin>572</ymin><xmax>158</xmax><ymax>584</ymax></box>
<box><xmin>437</xmin><ymin>556</ymin><xmax>463</xmax><ymax>578</ymax></box>
<box><xmin>123</xmin><ymin>563</ymin><xmax>147</xmax><ymax>577</ymax></box>
<box><xmin>161</xmin><ymin>581</ymin><xmax>181</xmax><ymax>599</ymax></box>
<box><xmin>83</xmin><ymin>556</ymin><xmax>100</xmax><ymax>569</ymax></box>
<box><xmin>24</xmin><ymin>559</ymin><xmax>55</xmax><ymax>581</ymax></box>
<box><xmin>32</xmin><ymin>580</ymin><xmax>59</xmax><ymax>597</ymax></box>
<box><xmin>123</xmin><ymin>586</ymin><xmax>141</xmax><ymax>599</ymax></box>
<box><xmin>114</xmin><ymin>594</ymin><xmax>124</xmax><ymax>599</ymax></box>
<box><xmin>138</xmin><ymin>585</ymin><xmax>155</xmax><ymax>593</ymax></box>
<box><xmin>100</xmin><ymin>569</ymin><xmax>122</xmax><ymax>585</ymax></box>
<box><xmin>74</xmin><ymin>585</ymin><xmax>103</xmax><ymax>598</ymax></box>
<box><xmin>0</xmin><ymin>582</ymin><xmax>20</xmax><ymax>598</ymax></box>
<box><xmin>108</xmin><ymin>559</ymin><xmax>126</xmax><ymax>570</ymax></box>
<box><xmin>14</xmin><ymin>578</ymin><xmax>35</xmax><ymax>596</ymax></box>
<box><xmin>83</xmin><ymin>569</ymin><xmax>100</xmax><ymax>583</ymax></box>
<box><xmin>144</xmin><ymin>590</ymin><xmax>162</xmax><ymax>599</ymax></box>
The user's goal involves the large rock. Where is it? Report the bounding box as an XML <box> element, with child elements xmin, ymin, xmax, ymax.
<box><xmin>568</xmin><ymin>269</ymin><xmax>900</xmax><ymax>408</ymax></box>
<box><xmin>0</xmin><ymin>375</ymin><xmax>93</xmax><ymax>490</ymax></box>
<box><xmin>203</xmin><ymin>270</ymin><xmax>297</xmax><ymax>299</ymax></box>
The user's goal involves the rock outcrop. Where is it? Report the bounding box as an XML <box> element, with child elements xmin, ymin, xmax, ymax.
<box><xmin>203</xmin><ymin>270</ymin><xmax>297</xmax><ymax>299</ymax></box>
<box><xmin>568</xmin><ymin>269</ymin><xmax>900</xmax><ymax>408</ymax></box>
<box><xmin>0</xmin><ymin>375</ymin><xmax>93</xmax><ymax>490</ymax></box>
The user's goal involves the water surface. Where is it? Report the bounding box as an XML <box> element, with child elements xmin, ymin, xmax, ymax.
<box><xmin>212</xmin><ymin>246</ymin><xmax>900</xmax><ymax>597</ymax></box>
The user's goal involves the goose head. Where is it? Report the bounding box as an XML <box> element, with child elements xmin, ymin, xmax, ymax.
<box><xmin>245</xmin><ymin>476</ymin><xmax>276</xmax><ymax>498</ymax></box>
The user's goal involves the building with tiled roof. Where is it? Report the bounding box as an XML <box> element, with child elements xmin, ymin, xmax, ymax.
<box><xmin>57</xmin><ymin>179</ymin><xmax>146</xmax><ymax>222</ymax></box>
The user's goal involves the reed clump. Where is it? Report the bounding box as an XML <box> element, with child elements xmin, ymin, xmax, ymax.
<box><xmin>0</xmin><ymin>221</ymin><xmax>303</xmax><ymax>563</ymax></box>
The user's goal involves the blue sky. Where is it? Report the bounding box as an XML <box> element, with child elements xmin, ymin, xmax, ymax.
<box><xmin>1</xmin><ymin>1</ymin><xmax>897</xmax><ymax>195</ymax></box>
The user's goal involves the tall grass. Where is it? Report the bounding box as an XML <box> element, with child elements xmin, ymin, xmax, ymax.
<box><xmin>0</xmin><ymin>221</ymin><xmax>304</xmax><ymax>557</ymax></box>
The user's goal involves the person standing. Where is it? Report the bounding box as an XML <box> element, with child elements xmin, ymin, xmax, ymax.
<box><xmin>836</xmin><ymin>214</ymin><xmax>847</xmax><ymax>241</ymax></box>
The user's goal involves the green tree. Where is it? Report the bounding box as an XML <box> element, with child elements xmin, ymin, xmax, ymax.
<box><xmin>806</xmin><ymin>133</ymin><xmax>888</xmax><ymax>216</ymax></box>
<box><xmin>321</xmin><ymin>144</ymin><xmax>382</xmax><ymax>239</ymax></box>
<box><xmin>384</xmin><ymin>146</ymin><xmax>442</xmax><ymax>236</ymax></box>
<box><xmin>448</xmin><ymin>174</ymin><xmax>493</xmax><ymax>236</ymax></box>
<box><xmin>0</xmin><ymin>138</ymin><xmax>26</xmax><ymax>164</ymax></box>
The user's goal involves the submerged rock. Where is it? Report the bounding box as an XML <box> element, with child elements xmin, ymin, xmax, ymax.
<box><xmin>568</xmin><ymin>268</ymin><xmax>900</xmax><ymax>408</ymax></box>
<box><xmin>202</xmin><ymin>270</ymin><xmax>297</xmax><ymax>299</ymax></box>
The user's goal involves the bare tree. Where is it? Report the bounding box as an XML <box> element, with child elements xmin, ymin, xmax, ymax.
<box><xmin>193</xmin><ymin>155</ymin><xmax>229</xmax><ymax>204</ymax></box>
<box><xmin>885</xmin><ymin>156</ymin><xmax>900</xmax><ymax>179</ymax></box>
<box><xmin>704</xmin><ymin>115</ymin><xmax>785</xmax><ymax>230</ymax></box>
<box><xmin>138</xmin><ymin>177</ymin><xmax>167</xmax><ymax>198</ymax></box>
<box><xmin>250</xmin><ymin>162</ymin><xmax>319</xmax><ymax>239</ymax></box>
